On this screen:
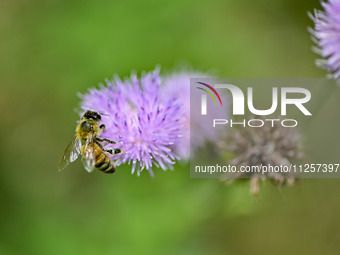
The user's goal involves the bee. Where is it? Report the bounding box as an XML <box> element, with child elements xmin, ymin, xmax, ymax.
<box><xmin>58</xmin><ymin>110</ymin><xmax>123</xmax><ymax>174</ymax></box>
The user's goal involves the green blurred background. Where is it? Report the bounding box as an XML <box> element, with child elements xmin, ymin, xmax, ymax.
<box><xmin>1</xmin><ymin>0</ymin><xmax>340</xmax><ymax>254</ymax></box>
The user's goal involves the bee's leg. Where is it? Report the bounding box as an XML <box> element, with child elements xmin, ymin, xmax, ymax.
<box><xmin>99</xmin><ymin>124</ymin><xmax>105</xmax><ymax>131</ymax></box>
<box><xmin>96</xmin><ymin>137</ymin><xmax>117</xmax><ymax>144</ymax></box>
<box><xmin>95</xmin><ymin>141</ymin><xmax>105</xmax><ymax>150</ymax></box>
<box><xmin>113</xmin><ymin>149</ymin><xmax>125</xmax><ymax>155</ymax></box>
<box><xmin>104</xmin><ymin>148</ymin><xmax>125</xmax><ymax>155</ymax></box>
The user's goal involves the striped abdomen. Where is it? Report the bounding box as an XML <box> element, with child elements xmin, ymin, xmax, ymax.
<box><xmin>94</xmin><ymin>144</ymin><xmax>115</xmax><ymax>174</ymax></box>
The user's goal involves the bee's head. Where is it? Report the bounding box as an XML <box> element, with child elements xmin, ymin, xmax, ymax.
<box><xmin>83</xmin><ymin>110</ymin><xmax>102</xmax><ymax>122</ymax></box>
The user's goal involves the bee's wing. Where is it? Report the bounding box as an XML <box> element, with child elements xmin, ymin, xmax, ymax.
<box><xmin>58</xmin><ymin>135</ymin><xmax>81</xmax><ymax>171</ymax></box>
<box><xmin>82</xmin><ymin>132</ymin><xmax>96</xmax><ymax>173</ymax></box>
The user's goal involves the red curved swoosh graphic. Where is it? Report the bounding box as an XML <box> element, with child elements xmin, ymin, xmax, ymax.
<box><xmin>196</xmin><ymin>82</ymin><xmax>222</xmax><ymax>106</ymax></box>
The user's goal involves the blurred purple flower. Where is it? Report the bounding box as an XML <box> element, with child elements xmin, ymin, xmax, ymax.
<box><xmin>162</xmin><ymin>72</ymin><xmax>229</xmax><ymax>159</ymax></box>
<box><xmin>79</xmin><ymin>69</ymin><xmax>185</xmax><ymax>176</ymax></box>
<box><xmin>310</xmin><ymin>0</ymin><xmax>340</xmax><ymax>80</ymax></box>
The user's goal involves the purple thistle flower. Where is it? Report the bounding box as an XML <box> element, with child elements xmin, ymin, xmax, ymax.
<box><xmin>310</xmin><ymin>0</ymin><xmax>340</xmax><ymax>80</ymax></box>
<box><xmin>79</xmin><ymin>69</ymin><xmax>185</xmax><ymax>176</ymax></box>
